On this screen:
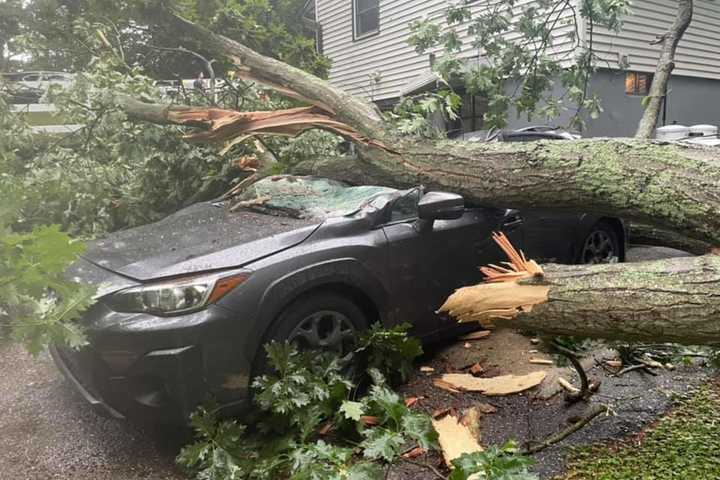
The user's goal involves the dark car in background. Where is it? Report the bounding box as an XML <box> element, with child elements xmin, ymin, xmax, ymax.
<box><xmin>52</xmin><ymin>176</ymin><xmax>625</xmax><ymax>424</ymax></box>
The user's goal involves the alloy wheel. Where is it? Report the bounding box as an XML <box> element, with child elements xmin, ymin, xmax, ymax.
<box><xmin>581</xmin><ymin>229</ymin><xmax>618</xmax><ymax>264</ymax></box>
<box><xmin>288</xmin><ymin>310</ymin><xmax>358</xmax><ymax>359</ymax></box>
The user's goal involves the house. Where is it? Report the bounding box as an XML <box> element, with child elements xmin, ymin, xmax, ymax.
<box><xmin>313</xmin><ymin>0</ymin><xmax>720</xmax><ymax>137</ymax></box>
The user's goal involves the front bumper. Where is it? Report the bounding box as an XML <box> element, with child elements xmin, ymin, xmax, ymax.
<box><xmin>50</xmin><ymin>303</ymin><xmax>253</xmax><ymax>424</ymax></box>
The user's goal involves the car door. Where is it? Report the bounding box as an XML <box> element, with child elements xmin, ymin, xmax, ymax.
<box><xmin>519</xmin><ymin>209</ymin><xmax>580</xmax><ymax>264</ymax></box>
<box><xmin>381</xmin><ymin>189</ymin><xmax>521</xmax><ymax>337</ymax></box>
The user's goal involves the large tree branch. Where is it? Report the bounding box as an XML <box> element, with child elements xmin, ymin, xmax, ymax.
<box><xmin>635</xmin><ymin>0</ymin><xmax>694</xmax><ymax>139</ymax></box>
<box><xmin>122</xmin><ymin>10</ymin><xmax>720</xmax><ymax>247</ymax></box>
<box><xmin>440</xmin><ymin>234</ymin><xmax>720</xmax><ymax>345</ymax></box>
<box><xmin>143</xmin><ymin>7</ymin><xmax>385</xmax><ymax>139</ymax></box>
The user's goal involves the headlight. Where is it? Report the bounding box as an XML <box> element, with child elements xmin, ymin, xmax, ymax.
<box><xmin>106</xmin><ymin>270</ymin><xmax>251</xmax><ymax>315</ymax></box>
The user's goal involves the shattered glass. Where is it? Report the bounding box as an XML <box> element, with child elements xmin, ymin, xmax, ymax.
<box><xmin>237</xmin><ymin>176</ymin><xmax>398</xmax><ymax>219</ymax></box>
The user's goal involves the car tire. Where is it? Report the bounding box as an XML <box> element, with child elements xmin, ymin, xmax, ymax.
<box><xmin>579</xmin><ymin>220</ymin><xmax>621</xmax><ymax>264</ymax></box>
<box><xmin>254</xmin><ymin>292</ymin><xmax>368</xmax><ymax>374</ymax></box>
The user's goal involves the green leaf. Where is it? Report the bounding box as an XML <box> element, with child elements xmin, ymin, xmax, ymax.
<box><xmin>361</xmin><ymin>429</ymin><xmax>405</xmax><ymax>462</ymax></box>
<box><xmin>340</xmin><ymin>401</ymin><xmax>365</xmax><ymax>421</ymax></box>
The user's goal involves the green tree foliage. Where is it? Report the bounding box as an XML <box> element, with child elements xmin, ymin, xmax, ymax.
<box><xmin>178</xmin><ymin>336</ymin><xmax>538</xmax><ymax>479</ymax></box>
<box><xmin>0</xmin><ymin>100</ymin><xmax>94</xmax><ymax>354</ymax></box>
<box><xmin>406</xmin><ymin>0</ymin><xmax>630</xmax><ymax>131</ymax></box>
<box><xmin>355</xmin><ymin>322</ymin><xmax>423</xmax><ymax>384</ymax></box>
<box><xmin>7</xmin><ymin>0</ymin><xmax>329</xmax><ymax>79</ymax></box>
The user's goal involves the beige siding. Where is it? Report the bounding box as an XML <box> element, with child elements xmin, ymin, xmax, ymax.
<box><xmin>317</xmin><ymin>0</ymin><xmax>579</xmax><ymax>101</ymax></box>
<box><xmin>590</xmin><ymin>0</ymin><xmax>720</xmax><ymax>79</ymax></box>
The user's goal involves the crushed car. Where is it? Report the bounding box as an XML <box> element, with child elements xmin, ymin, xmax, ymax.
<box><xmin>52</xmin><ymin>176</ymin><xmax>626</xmax><ymax>423</ymax></box>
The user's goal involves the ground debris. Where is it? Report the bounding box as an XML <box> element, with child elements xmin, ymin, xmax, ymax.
<box><xmin>459</xmin><ymin>330</ymin><xmax>491</xmax><ymax>341</ymax></box>
<box><xmin>469</xmin><ymin>363</ymin><xmax>485</xmax><ymax>376</ymax></box>
<box><xmin>529</xmin><ymin>358</ymin><xmax>554</xmax><ymax>365</ymax></box>
<box><xmin>440</xmin><ymin>371</ymin><xmax>547</xmax><ymax>396</ymax></box>
<box><xmin>432</xmin><ymin>413</ymin><xmax>483</xmax><ymax>467</ymax></box>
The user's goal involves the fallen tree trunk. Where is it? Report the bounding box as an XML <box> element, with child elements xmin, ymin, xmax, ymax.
<box><xmin>124</xmin><ymin>9</ymin><xmax>720</xmax><ymax>246</ymax></box>
<box><xmin>117</xmin><ymin>9</ymin><xmax>720</xmax><ymax>346</ymax></box>
<box><xmin>119</xmin><ymin>92</ymin><xmax>720</xmax><ymax>247</ymax></box>
<box><xmin>629</xmin><ymin>222</ymin><xmax>711</xmax><ymax>255</ymax></box>
<box><xmin>440</xmin><ymin>234</ymin><xmax>720</xmax><ymax>345</ymax></box>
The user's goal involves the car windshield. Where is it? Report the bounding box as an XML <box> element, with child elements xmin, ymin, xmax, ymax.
<box><xmin>237</xmin><ymin>176</ymin><xmax>399</xmax><ymax>219</ymax></box>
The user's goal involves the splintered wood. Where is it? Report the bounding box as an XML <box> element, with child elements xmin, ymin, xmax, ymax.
<box><xmin>440</xmin><ymin>371</ymin><xmax>547</xmax><ymax>395</ymax></box>
<box><xmin>438</xmin><ymin>232</ymin><xmax>549</xmax><ymax>324</ymax></box>
<box><xmin>166</xmin><ymin>105</ymin><xmax>393</xmax><ymax>152</ymax></box>
<box><xmin>432</xmin><ymin>414</ymin><xmax>484</xmax><ymax>467</ymax></box>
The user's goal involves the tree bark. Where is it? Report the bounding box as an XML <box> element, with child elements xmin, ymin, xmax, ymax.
<box><xmin>440</xmin><ymin>235</ymin><xmax>720</xmax><ymax>345</ymax></box>
<box><xmin>444</xmin><ymin>254</ymin><xmax>720</xmax><ymax>345</ymax></box>
<box><xmin>118</xmin><ymin>95</ymin><xmax>720</xmax><ymax>247</ymax></box>
<box><xmin>116</xmin><ymin>9</ymin><xmax>720</xmax><ymax>346</ymax></box>
<box><xmin>635</xmin><ymin>0</ymin><xmax>694</xmax><ymax>139</ymax></box>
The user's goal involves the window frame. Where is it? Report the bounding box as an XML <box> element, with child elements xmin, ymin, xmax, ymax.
<box><xmin>352</xmin><ymin>0</ymin><xmax>380</xmax><ymax>41</ymax></box>
<box><xmin>625</xmin><ymin>72</ymin><xmax>653</xmax><ymax>96</ymax></box>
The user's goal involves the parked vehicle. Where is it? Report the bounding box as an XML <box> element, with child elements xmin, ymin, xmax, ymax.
<box><xmin>1</xmin><ymin>71</ymin><xmax>74</xmax><ymax>104</ymax></box>
<box><xmin>52</xmin><ymin>176</ymin><xmax>626</xmax><ymax>424</ymax></box>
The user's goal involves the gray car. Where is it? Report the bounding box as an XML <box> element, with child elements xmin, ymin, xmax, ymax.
<box><xmin>51</xmin><ymin>176</ymin><xmax>625</xmax><ymax>424</ymax></box>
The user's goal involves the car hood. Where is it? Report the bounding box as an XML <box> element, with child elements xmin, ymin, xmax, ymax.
<box><xmin>80</xmin><ymin>202</ymin><xmax>320</xmax><ymax>281</ymax></box>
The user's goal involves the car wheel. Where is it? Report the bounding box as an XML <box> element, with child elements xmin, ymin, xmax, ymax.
<box><xmin>257</xmin><ymin>293</ymin><xmax>368</xmax><ymax>372</ymax></box>
<box><xmin>580</xmin><ymin>221</ymin><xmax>620</xmax><ymax>264</ymax></box>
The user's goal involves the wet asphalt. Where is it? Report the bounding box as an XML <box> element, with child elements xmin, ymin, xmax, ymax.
<box><xmin>0</xmin><ymin>245</ymin><xmax>702</xmax><ymax>480</ymax></box>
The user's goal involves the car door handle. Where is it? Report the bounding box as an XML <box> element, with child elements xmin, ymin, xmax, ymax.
<box><xmin>502</xmin><ymin>215</ymin><xmax>523</xmax><ymax>230</ymax></box>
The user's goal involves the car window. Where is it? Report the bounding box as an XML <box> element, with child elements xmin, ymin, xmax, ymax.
<box><xmin>389</xmin><ymin>188</ymin><xmax>421</xmax><ymax>222</ymax></box>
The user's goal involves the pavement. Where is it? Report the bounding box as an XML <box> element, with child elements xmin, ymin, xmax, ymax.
<box><xmin>0</xmin><ymin>245</ymin><xmax>705</xmax><ymax>480</ymax></box>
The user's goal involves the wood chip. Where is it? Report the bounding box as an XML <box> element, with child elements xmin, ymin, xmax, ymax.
<box><xmin>432</xmin><ymin>407</ymin><xmax>453</xmax><ymax>419</ymax></box>
<box><xmin>405</xmin><ymin>397</ymin><xmax>419</xmax><ymax>408</ymax></box>
<box><xmin>464</xmin><ymin>342</ymin><xmax>472</xmax><ymax>349</ymax></box>
<box><xmin>441</xmin><ymin>371</ymin><xmax>547</xmax><ymax>396</ymax></box>
<box><xmin>318</xmin><ymin>421</ymin><xmax>334</xmax><ymax>436</ymax></box>
<box><xmin>529</xmin><ymin>358</ymin><xmax>554</xmax><ymax>365</ymax></box>
<box><xmin>434</xmin><ymin>378</ymin><xmax>463</xmax><ymax>393</ymax></box>
<box><xmin>402</xmin><ymin>447</ymin><xmax>427</xmax><ymax>459</ymax></box>
<box><xmin>530</xmin><ymin>338</ymin><xmax>541</xmax><ymax>345</ymax></box>
<box><xmin>605</xmin><ymin>359</ymin><xmax>622</xmax><ymax>368</ymax></box>
<box><xmin>558</xmin><ymin>377</ymin><xmax>580</xmax><ymax>394</ymax></box>
<box><xmin>360</xmin><ymin>415</ymin><xmax>380</xmax><ymax>426</ymax></box>
<box><xmin>432</xmin><ymin>414</ymin><xmax>483</xmax><ymax>467</ymax></box>
<box><xmin>459</xmin><ymin>330</ymin><xmax>491</xmax><ymax>341</ymax></box>
<box><xmin>420</xmin><ymin>366</ymin><xmax>435</xmax><ymax>373</ymax></box>
<box><xmin>476</xmin><ymin>402</ymin><xmax>498</xmax><ymax>414</ymax></box>
<box><xmin>469</xmin><ymin>363</ymin><xmax>485</xmax><ymax>376</ymax></box>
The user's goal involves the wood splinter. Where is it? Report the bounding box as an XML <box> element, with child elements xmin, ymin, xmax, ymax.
<box><xmin>438</xmin><ymin>232</ymin><xmax>549</xmax><ymax>324</ymax></box>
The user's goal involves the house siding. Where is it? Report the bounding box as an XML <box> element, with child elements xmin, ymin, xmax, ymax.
<box><xmin>317</xmin><ymin>0</ymin><xmax>579</xmax><ymax>101</ymax></box>
<box><xmin>503</xmin><ymin>69</ymin><xmax>720</xmax><ymax>136</ymax></box>
<box><xmin>589</xmin><ymin>0</ymin><xmax>720</xmax><ymax>79</ymax></box>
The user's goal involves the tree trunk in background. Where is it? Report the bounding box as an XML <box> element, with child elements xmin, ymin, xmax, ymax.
<box><xmin>635</xmin><ymin>0</ymin><xmax>694</xmax><ymax>139</ymax></box>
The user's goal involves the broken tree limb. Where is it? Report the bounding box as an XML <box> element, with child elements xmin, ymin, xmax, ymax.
<box><xmin>523</xmin><ymin>405</ymin><xmax>610</xmax><ymax>454</ymax></box>
<box><xmin>629</xmin><ymin>222</ymin><xmax>710</xmax><ymax>255</ymax></box>
<box><xmin>117</xmin><ymin>97</ymin><xmax>392</xmax><ymax>151</ymax></box>
<box><xmin>125</xmin><ymin>9</ymin><xmax>720</xmax><ymax>245</ymax></box>
<box><xmin>440</xmin><ymin>234</ymin><xmax>720</xmax><ymax>346</ymax></box>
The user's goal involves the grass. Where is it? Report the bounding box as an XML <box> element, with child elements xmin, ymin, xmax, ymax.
<box><xmin>560</xmin><ymin>381</ymin><xmax>720</xmax><ymax>480</ymax></box>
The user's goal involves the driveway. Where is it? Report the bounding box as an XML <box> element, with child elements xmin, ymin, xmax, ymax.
<box><xmin>0</xmin><ymin>245</ymin><xmax>698</xmax><ymax>479</ymax></box>
<box><xmin>0</xmin><ymin>342</ymin><xmax>185</xmax><ymax>480</ymax></box>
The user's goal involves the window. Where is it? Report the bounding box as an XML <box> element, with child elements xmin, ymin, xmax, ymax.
<box><xmin>447</xmin><ymin>93</ymin><xmax>487</xmax><ymax>135</ymax></box>
<box><xmin>353</xmin><ymin>0</ymin><xmax>379</xmax><ymax>39</ymax></box>
<box><xmin>389</xmin><ymin>189</ymin><xmax>421</xmax><ymax>222</ymax></box>
<box><xmin>625</xmin><ymin>72</ymin><xmax>653</xmax><ymax>96</ymax></box>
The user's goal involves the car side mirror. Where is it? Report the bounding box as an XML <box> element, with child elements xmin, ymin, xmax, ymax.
<box><xmin>416</xmin><ymin>191</ymin><xmax>464</xmax><ymax>232</ymax></box>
